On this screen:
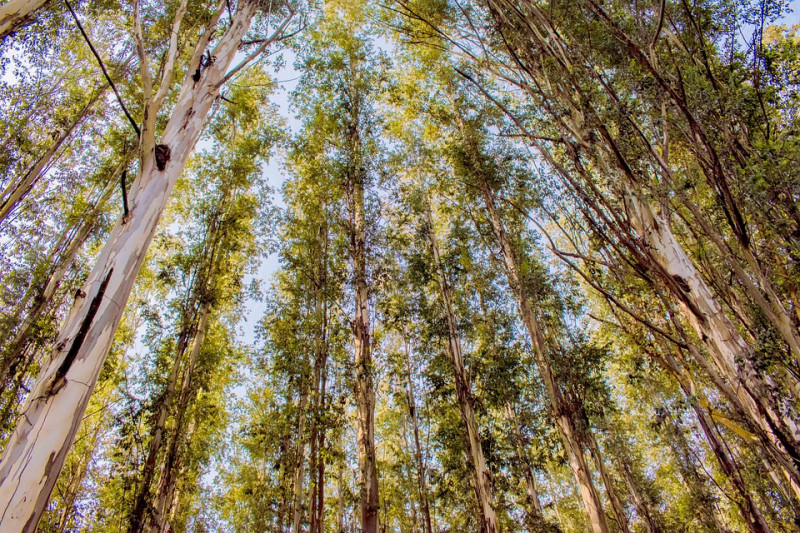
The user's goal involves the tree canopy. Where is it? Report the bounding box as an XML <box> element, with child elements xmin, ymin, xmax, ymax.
<box><xmin>1</xmin><ymin>0</ymin><xmax>800</xmax><ymax>532</ymax></box>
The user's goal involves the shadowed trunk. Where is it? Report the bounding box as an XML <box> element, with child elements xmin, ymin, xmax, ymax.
<box><xmin>425</xmin><ymin>203</ymin><xmax>499</xmax><ymax>533</ymax></box>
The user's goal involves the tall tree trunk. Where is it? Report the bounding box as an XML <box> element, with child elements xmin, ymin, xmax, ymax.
<box><xmin>129</xmin><ymin>310</ymin><xmax>200</xmax><ymax>533</ymax></box>
<box><xmin>309</xmin><ymin>229</ymin><xmax>329</xmax><ymax>533</ymax></box>
<box><xmin>584</xmin><ymin>430</ymin><xmax>630</xmax><ymax>533</ymax></box>
<box><xmin>425</xmin><ymin>203</ymin><xmax>499</xmax><ymax>533</ymax></box>
<box><xmin>615</xmin><ymin>455</ymin><xmax>661</xmax><ymax>533</ymax></box>
<box><xmin>346</xmin><ymin>126</ymin><xmax>379</xmax><ymax>533</ymax></box>
<box><xmin>0</xmin><ymin>89</ymin><xmax>102</xmax><ymax>226</ymax></box>
<box><xmin>0</xmin><ymin>4</ymin><xmax>262</xmax><ymax>529</ymax></box>
<box><xmin>147</xmin><ymin>307</ymin><xmax>210</xmax><ymax>533</ymax></box>
<box><xmin>0</xmin><ymin>0</ymin><xmax>48</xmax><ymax>40</ymax></box>
<box><xmin>0</xmin><ymin>151</ymin><xmax>132</xmax><ymax>403</ymax></box>
<box><xmin>660</xmin><ymin>408</ymin><xmax>729</xmax><ymax>532</ymax></box>
<box><xmin>403</xmin><ymin>337</ymin><xmax>433</xmax><ymax>533</ymax></box>
<box><xmin>656</xmin><ymin>348</ymin><xmax>772</xmax><ymax>533</ymax></box>
<box><xmin>504</xmin><ymin>403</ymin><xmax>548</xmax><ymax>531</ymax></box>
<box><xmin>477</xmin><ymin>183</ymin><xmax>609</xmax><ymax>533</ymax></box>
<box><xmin>292</xmin><ymin>387</ymin><xmax>310</xmax><ymax>533</ymax></box>
<box><xmin>337</xmin><ymin>432</ymin><xmax>345</xmax><ymax>533</ymax></box>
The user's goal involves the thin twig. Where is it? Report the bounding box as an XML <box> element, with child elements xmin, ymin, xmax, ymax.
<box><xmin>64</xmin><ymin>0</ymin><xmax>140</xmax><ymax>137</ymax></box>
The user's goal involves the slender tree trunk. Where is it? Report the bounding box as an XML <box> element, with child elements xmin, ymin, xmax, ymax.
<box><xmin>398</xmin><ymin>414</ymin><xmax>420</xmax><ymax>532</ymax></box>
<box><xmin>0</xmin><ymin>0</ymin><xmax>48</xmax><ymax>39</ymax></box>
<box><xmin>346</xmin><ymin>124</ymin><xmax>379</xmax><ymax>533</ymax></box>
<box><xmin>0</xmin><ymin>4</ymin><xmax>261</xmax><ymax>529</ymax></box>
<box><xmin>504</xmin><ymin>403</ymin><xmax>548</xmax><ymax>531</ymax></box>
<box><xmin>292</xmin><ymin>387</ymin><xmax>310</xmax><ymax>533</ymax></box>
<box><xmin>477</xmin><ymin>183</ymin><xmax>609</xmax><ymax>533</ymax></box>
<box><xmin>147</xmin><ymin>307</ymin><xmax>210</xmax><ymax>533</ymax></box>
<box><xmin>425</xmin><ymin>203</ymin><xmax>499</xmax><ymax>533</ymax></box>
<box><xmin>585</xmin><ymin>430</ymin><xmax>630</xmax><ymax>533</ymax></box>
<box><xmin>657</xmin><ymin>349</ymin><xmax>772</xmax><ymax>533</ymax></box>
<box><xmin>660</xmin><ymin>408</ymin><xmax>728</xmax><ymax>532</ymax></box>
<box><xmin>403</xmin><ymin>337</ymin><xmax>433</xmax><ymax>533</ymax></box>
<box><xmin>309</xmin><ymin>236</ymin><xmax>329</xmax><ymax>533</ymax></box>
<box><xmin>313</xmin><ymin>364</ymin><xmax>328</xmax><ymax>533</ymax></box>
<box><xmin>56</xmin><ymin>397</ymin><xmax>108</xmax><ymax>531</ymax></box>
<box><xmin>337</xmin><ymin>433</ymin><xmax>345</xmax><ymax>533</ymax></box>
<box><xmin>129</xmin><ymin>315</ymin><xmax>198</xmax><ymax>533</ymax></box>
<box><xmin>612</xmin><ymin>451</ymin><xmax>661</xmax><ymax>533</ymax></box>
<box><xmin>0</xmin><ymin>89</ymin><xmax>102</xmax><ymax>226</ymax></box>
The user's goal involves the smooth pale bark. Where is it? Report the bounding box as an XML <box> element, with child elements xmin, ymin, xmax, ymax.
<box><xmin>0</xmin><ymin>0</ymin><xmax>48</xmax><ymax>39</ymax></box>
<box><xmin>0</xmin><ymin>152</ymin><xmax>133</xmax><ymax>402</ymax></box>
<box><xmin>404</xmin><ymin>337</ymin><xmax>433</xmax><ymax>533</ymax></box>
<box><xmin>0</xmin><ymin>90</ymin><xmax>102</xmax><ymax>226</ymax></box>
<box><xmin>626</xmin><ymin>189</ymin><xmax>800</xmax><ymax>488</ymax></box>
<box><xmin>346</xmin><ymin>126</ymin><xmax>379</xmax><ymax>533</ymax></box>
<box><xmin>504</xmin><ymin>403</ymin><xmax>547</xmax><ymax>530</ymax></box>
<box><xmin>477</xmin><ymin>184</ymin><xmax>609</xmax><ymax>533</ymax></box>
<box><xmin>426</xmin><ymin>205</ymin><xmax>499</xmax><ymax>533</ymax></box>
<box><xmin>0</xmin><ymin>4</ymin><xmax>261</xmax><ymax>530</ymax></box>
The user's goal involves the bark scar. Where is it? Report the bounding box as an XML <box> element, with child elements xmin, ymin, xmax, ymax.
<box><xmin>48</xmin><ymin>268</ymin><xmax>114</xmax><ymax>394</ymax></box>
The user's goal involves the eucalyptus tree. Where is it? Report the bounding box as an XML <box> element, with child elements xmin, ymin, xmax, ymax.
<box><xmin>291</xmin><ymin>3</ymin><xmax>387</xmax><ymax>530</ymax></box>
<box><xmin>0</xmin><ymin>0</ymin><xmax>299</xmax><ymax>529</ymax></box>
<box><xmin>389</xmin><ymin>0</ymin><xmax>800</xmax><ymax>512</ymax></box>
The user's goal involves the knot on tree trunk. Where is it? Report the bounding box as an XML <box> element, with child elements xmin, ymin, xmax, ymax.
<box><xmin>155</xmin><ymin>144</ymin><xmax>171</xmax><ymax>171</ymax></box>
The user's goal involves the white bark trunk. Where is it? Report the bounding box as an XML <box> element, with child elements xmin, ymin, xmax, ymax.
<box><xmin>626</xmin><ymin>188</ymin><xmax>800</xmax><ymax>479</ymax></box>
<box><xmin>0</xmin><ymin>4</ymin><xmax>260</xmax><ymax>530</ymax></box>
<box><xmin>0</xmin><ymin>0</ymin><xmax>48</xmax><ymax>39</ymax></box>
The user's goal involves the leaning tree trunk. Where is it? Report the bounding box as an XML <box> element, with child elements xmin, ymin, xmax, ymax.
<box><xmin>0</xmin><ymin>0</ymin><xmax>48</xmax><ymax>40</ymax></box>
<box><xmin>0</xmin><ymin>4</ymin><xmax>262</xmax><ymax>529</ymax></box>
<box><xmin>656</xmin><ymin>348</ymin><xmax>772</xmax><ymax>533</ymax></box>
<box><xmin>478</xmin><ymin>184</ymin><xmax>610</xmax><ymax>533</ymax></box>
<box><xmin>0</xmin><ymin>89</ymin><xmax>102</xmax><ymax>226</ymax></box>
<box><xmin>626</xmin><ymin>187</ymin><xmax>800</xmax><ymax>491</ymax></box>
<box><xmin>584</xmin><ymin>429</ymin><xmax>630</xmax><ymax>533</ymax></box>
<box><xmin>426</xmin><ymin>204</ymin><xmax>500</xmax><ymax>533</ymax></box>
<box><xmin>504</xmin><ymin>403</ymin><xmax>547</xmax><ymax>531</ymax></box>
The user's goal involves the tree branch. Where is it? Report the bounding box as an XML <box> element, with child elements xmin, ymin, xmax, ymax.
<box><xmin>64</xmin><ymin>0</ymin><xmax>140</xmax><ymax>137</ymax></box>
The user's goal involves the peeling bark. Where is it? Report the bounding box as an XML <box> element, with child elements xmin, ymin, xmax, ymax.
<box><xmin>0</xmin><ymin>0</ymin><xmax>49</xmax><ymax>40</ymax></box>
<box><xmin>0</xmin><ymin>3</ymin><xmax>264</xmax><ymax>529</ymax></box>
<box><xmin>626</xmin><ymin>188</ymin><xmax>800</xmax><ymax>491</ymax></box>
